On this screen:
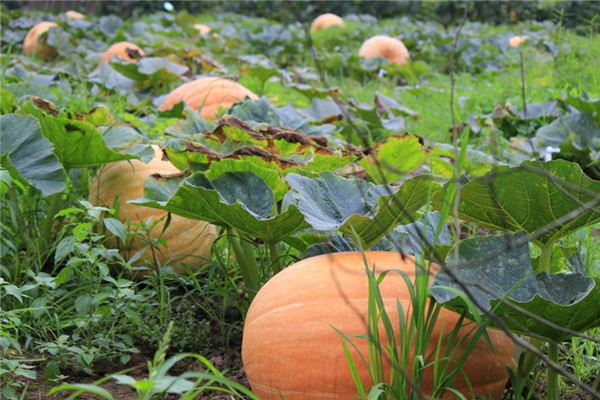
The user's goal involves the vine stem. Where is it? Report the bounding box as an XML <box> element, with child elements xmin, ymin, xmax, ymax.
<box><xmin>547</xmin><ymin>342</ymin><xmax>560</xmax><ymax>400</ymax></box>
<box><xmin>268</xmin><ymin>241</ymin><xmax>282</xmax><ymax>275</ymax></box>
<box><xmin>39</xmin><ymin>191</ymin><xmax>64</xmax><ymax>257</ymax></box>
<box><xmin>539</xmin><ymin>241</ymin><xmax>560</xmax><ymax>400</ymax></box>
<box><xmin>520</xmin><ymin>241</ymin><xmax>560</xmax><ymax>395</ymax></box>
<box><xmin>227</xmin><ymin>228</ymin><xmax>259</xmax><ymax>296</ymax></box>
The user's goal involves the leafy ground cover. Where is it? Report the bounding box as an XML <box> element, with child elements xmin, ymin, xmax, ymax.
<box><xmin>1</xmin><ymin>2</ymin><xmax>599</xmax><ymax>399</ymax></box>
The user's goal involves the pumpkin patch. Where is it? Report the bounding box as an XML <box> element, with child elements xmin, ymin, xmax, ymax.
<box><xmin>3</xmin><ymin>3</ymin><xmax>599</xmax><ymax>400</ymax></box>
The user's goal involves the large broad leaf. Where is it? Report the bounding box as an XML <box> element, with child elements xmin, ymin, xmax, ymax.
<box><xmin>111</xmin><ymin>57</ymin><xmax>189</xmax><ymax>93</ymax></box>
<box><xmin>432</xmin><ymin>160</ymin><xmax>600</xmax><ymax>246</ymax></box>
<box><xmin>131</xmin><ymin>171</ymin><xmax>310</xmax><ymax>243</ymax></box>
<box><xmin>161</xmin><ymin>117</ymin><xmax>358</xmax><ymax>174</ymax></box>
<box><xmin>284</xmin><ymin>172</ymin><xmax>438</xmax><ymax>248</ymax></box>
<box><xmin>88</xmin><ymin>63</ymin><xmax>135</xmax><ymax>93</ymax></box>
<box><xmin>564</xmin><ymin>92</ymin><xmax>600</xmax><ymax>115</ymax></box>
<box><xmin>534</xmin><ymin>113</ymin><xmax>600</xmax><ymax>152</ymax></box>
<box><xmin>386</xmin><ymin>211</ymin><xmax>452</xmax><ymax>256</ymax></box>
<box><xmin>431</xmin><ymin>232</ymin><xmax>600</xmax><ymax>341</ymax></box>
<box><xmin>358</xmin><ymin>134</ymin><xmax>429</xmax><ymax>184</ymax></box>
<box><xmin>0</xmin><ymin>114</ymin><xmax>66</xmax><ymax>196</ymax></box>
<box><xmin>238</xmin><ymin>54</ymin><xmax>279</xmax><ymax>84</ymax></box>
<box><xmin>204</xmin><ymin>158</ymin><xmax>288</xmax><ymax>202</ymax></box>
<box><xmin>18</xmin><ymin>99</ymin><xmax>140</xmax><ymax>169</ymax></box>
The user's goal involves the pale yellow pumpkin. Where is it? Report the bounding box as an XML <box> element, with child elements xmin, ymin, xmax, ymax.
<box><xmin>310</xmin><ymin>13</ymin><xmax>345</xmax><ymax>33</ymax></box>
<box><xmin>101</xmin><ymin>41</ymin><xmax>145</xmax><ymax>63</ymax></box>
<box><xmin>88</xmin><ymin>145</ymin><xmax>217</xmax><ymax>274</ymax></box>
<box><xmin>243</xmin><ymin>251</ymin><xmax>513</xmax><ymax>400</ymax></box>
<box><xmin>358</xmin><ymin>35</ymin><xmax>410</xmax><ymax>66</ymax></box>
<box><xmin>159</xmin><ymin>77</ymin><xmax>258</xmax><ymax>120</ymax></box>
<box><xmin>23</xmin><ymin>21</ymin><xmax>58</xmax><ymax>60</ymax></box>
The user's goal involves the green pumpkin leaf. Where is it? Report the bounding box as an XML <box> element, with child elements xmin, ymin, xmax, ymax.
<box><xmin>112</xmin><ymin>57</ymin><xmax>189</xmax><ymax>93</ymax></box>
<box><xmin>564</xmin><ymin>92</ymin><xmax>600</xmax><ymax>115</ymax></box>
<box><xmin>18</xmin><ymin>99</ymin><xmax>139</xmax><ymax>169</ymax></box>
<box><xmin>432</xmin><ymin>160</ymin><xmax>600</xmax><ymax>246</ymax></box>
<box><xmin>0</xmin><ymin>114</ymin><xmax>66</xmax><ymax>196</ymax></box>
<box><xmin>131</xmin><ymin>171</ymin><xmax>310</xmax><ymax>242</ymax></box>
<box><xmin>431</xmin><ymin>232</ymin><xmax>600</xmax><ymax>341</ymax></box>
<box><xmin>358</xmin><ymin>134</ymin><xmax>429</xmax><ymax>184</ymax></box>
<box><xmin>284</xmin><ymin>172</ymin><xmax>437</xmax><ymax>248</ymax></box>
<box><xmin>535</xmin><ymin>113</ymin><xmax>600</xmax><ymax>153</ymax></box>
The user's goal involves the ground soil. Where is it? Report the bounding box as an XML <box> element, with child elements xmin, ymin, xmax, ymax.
<box><xmin>26</xmin><ymin>343</ymin><xmax>250</xmax><ymax>399</ymax></box>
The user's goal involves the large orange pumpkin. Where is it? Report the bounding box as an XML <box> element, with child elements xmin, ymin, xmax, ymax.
<box><xmin>23</xmin><ymin>21</ymin><xmax>59</xmax><ymax>60</ymax></box>
<box><xmin>88</xmin><ymin>145</ymin><xmax>217</xmax><ymax>275</ymax></box>
<box><xmin>158</xmin><ymin>77</ymin><xmax>258</xmax><ymax>120</ymax></box>
<box><xmin>310</xmin><ymin>13</ymin><xmax>345</xmax><ymax>33</ymax></box>
<box><xmin>101</xmin><ymin>41</ymin><xmax>145</xmax><ymax>63</ymax></box>
<box><xmin>242</xmin><ymin>251</ymin><xmax>513</xmax><ymax>400</ymax></box>
<box><xmin>358</xmin><ymin>35</ymin><xmax>410</xmax><ymax>66</ymax></box>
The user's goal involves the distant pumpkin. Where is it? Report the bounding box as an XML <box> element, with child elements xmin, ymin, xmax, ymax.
<box><xmin>88</xmin><ymin>145</ymin><xmax>217</xmax><ymax>275</ymax></box>
<box><xmin>358</xmin><ymin>35</ymin><xmax>410</xmax><ymax>66</ymax></box>
<box><xmin>509</xmin><ymin>35</ymin><xmax>529</xmax><ymax>47</ymax></box>
<box><xmin>194</xmin><ymin>23</ymin><xmax>211</xmax><ymax>35</ymax></box>
<box><xmin>310</xmin><ymin>13</ymin><xmax>345</xmax><ymax>33</ymax></box>
<box><xmin>159</xmin><ymin>77</ymin><xmax>258</xmax><ymax>120</ymax></box>
<box><xmin>23</xmin><ymin>21</ymin><xmax>58</xmax><ymax>60</ymax></box>
<box><xmin>101</xmin><ymin>41</ymin><xmax>145</xmax><ymax>63</ymax></box>
<box><xmin>65</xmin><ymin>10</ymin><xmax>85</xmax><ymax>19</ymax></box>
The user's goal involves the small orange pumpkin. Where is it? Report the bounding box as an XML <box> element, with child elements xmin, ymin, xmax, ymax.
<box><xmin>310</xmin><ymin>13</ymin><xmax>345</xmax><ymax>33</ymax></box>
<box><xmin>193</xmin><ymin>23</ymin><xmax>212</xmax><ymax>35</ymax></box>
<box><xmin>101</xmin><ymin>41</ymin><xmax>145</xmax><ymax>63</ymax></box>
<box><xmin>358</xmin><ymin>35</ymin><xmax>410</xmax><ymax>66</ymax></box>
<box><xmin>242</xmin><ymin>251</ymin><xmax>513</xmax><ymax>400</ymax></box>
<box><xmin>23</xmin><ymin>21</ymin><xmax>59</xmax><ymax>60</ymax></box>
<box><xmin>159</xmin><ymin>77</ymin><xmax>258</xmax><ymax>120</ymax></box>
<box><xmin>65</xmin><ymin>10</ymin><xmax>85</xmax><ymax>20</ymax></box>
<box><xmin>88</xmin><ymin>145</ymin><xmax>217</xmax><ymax>274</ymax></box>
<box><xmin>509</xmin><ymin>35</ymin><xmax>529</xmax><ymax>47</ymax></box>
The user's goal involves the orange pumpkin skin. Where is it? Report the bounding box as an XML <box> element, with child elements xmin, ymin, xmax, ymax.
<box><xmin>310</xmin><ymin>13</ymin><xmax>345</xmax><ymax>33</ymax></box>
<box><xmin>194</xmin><ymin>23</ymin><xmax>212</xmax><ymax>35</ymax></box>
<box><xmin>159</xmin><ymin>77</ymin><xmax>258</xmax><ymax>120</ymax></box>
<box><xmin>509</xmin><ymin>35</ymin><xmax>529</xmax><ymax>47</ymax></box>
<box><xmin>101</xmin><ymin>41</ymin><xmax>145</xmax><ymax>63</ymax></box>
<box><xmin>358</xmin><ymin>35</ymin><xmax>410</xmax><ymax>66</ymax></box>
<box><xmin>23</xmin><ymin>22</ymin><xmax>58</xmax><ymax>60</ymax></box>
<box><xmin>65</xmin><ymin>10</ymin><xmax>85</xmax><ymax>19</ymax></box>
<box><xmin>88</xmin><ymin>145</ymin><xmax>217</xmax><ymax>275</ymax></box>
<box><xmin>242</xmin><ymin>251</ymin><xmax>513</xmax><ymax>400</ymax></box>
